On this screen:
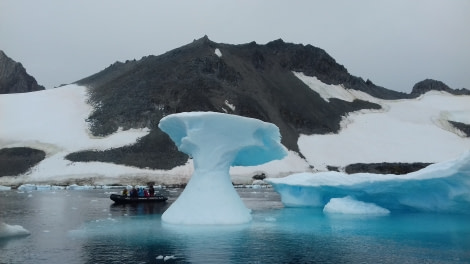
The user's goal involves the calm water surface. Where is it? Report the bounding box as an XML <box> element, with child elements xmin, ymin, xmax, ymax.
<box><xmin>0</xmin><ymin>188</ymin><xmax>469</xmax><ymax>263</ymax></box>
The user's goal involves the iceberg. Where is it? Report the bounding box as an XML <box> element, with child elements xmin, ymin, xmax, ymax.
<box><xmin>0</xmin><ymin>222</ymin><xmax>30</xmax><ymax>238</ymax></box>
<box><xmin>0</xmin><ymin>185</ymin><xmax>11</xmax><ymax>191</ymax></box>
<box><xmin>158</xmin><ymin>112</ymin><xmax>287</xmax><ymax>224</ymax></box>
<box><xmin>266</xmin><ymin>151</ymin><xmax>470</xmax><ymax>214</ymax></box>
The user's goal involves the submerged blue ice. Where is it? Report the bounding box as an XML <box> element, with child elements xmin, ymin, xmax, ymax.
<box><xmin>266</xmin><ymin>151</ymin><xmax>470</xmax><ymax>214</ymax></box>
<box><xmin>158</xmin><ymin>112</ymin><xmax>287</xmax><ymax>224</ymax></box>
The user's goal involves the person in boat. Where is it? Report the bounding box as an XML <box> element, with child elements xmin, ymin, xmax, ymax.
<box><xmin>149</xmin><ymin>185</ymin><xmax>155</xmax><ymax>197</ymax></box>
<box><xmin>144</xmin><ymin>188</ymin><xmax>149</xmax><ymax>197</ymax></box>
<box><xmin>130</xmin><ymin>186</ymin><xmax>138</xmax><ymax>198</ymax></box>
<box><xmin>122</xmin><ymin>188</ymin><xmax>128</xmax><ymax>197</ymax></box>
<box><xmin>138</xmin><ymin>187</ymin><xmax>144</xmax><ymax>197</ymax></box>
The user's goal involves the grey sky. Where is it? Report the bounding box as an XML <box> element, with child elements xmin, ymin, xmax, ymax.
<box><xmin>1</xmin><ymin>0</ymin><xmax>469</xmax><ymax>92</ymax></box>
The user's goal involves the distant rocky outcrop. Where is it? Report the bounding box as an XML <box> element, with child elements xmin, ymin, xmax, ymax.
<box><xmin>411</xmin><ymin>79</ymin><xmax>470</xmax><ymax>96</ymax></box>
<box><xmin>0</xmin><ymin>50</ymin><xmax>45</xmax><ymax>94</ymax></box>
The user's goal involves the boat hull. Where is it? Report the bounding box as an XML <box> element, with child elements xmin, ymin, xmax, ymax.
<box><xmin>110</xmin><ymin>194</ymin><xmax>168</xmax><ymax>204</ymax></box>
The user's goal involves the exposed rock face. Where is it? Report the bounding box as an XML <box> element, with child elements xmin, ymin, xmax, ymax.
<box><xmin>344</xmin><ymin>162</ymin><xmax>432</xmax><ymax>175</ymax></box>
<box><xmin>0</xmin><ymin>50</ymin><xmax>45</xmax><ymax>94</ymax></box>
<box><xmin>411</xmin><ymin>79</ymin><xmax>470</xmax><ymax>96</ymax></box>
<box><xmin>449</xmin><ymin>121</ymin><xmax>470</xmax><ymax>137</ymax></box>
<box><xmin>0</xmin><ymin>147</ymin><xmax>46</xmax><ymax>177</ymax></box>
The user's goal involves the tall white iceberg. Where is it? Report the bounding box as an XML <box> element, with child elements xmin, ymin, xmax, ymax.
<box><xmin>266</xmin><ymin>151</ymin><xmax>470</xmax><ymax>214</ymax></box>
<box><xmin>158</xmin><ymin>112</ymin><xmax>287</xmax><ymax>224</ymax></box>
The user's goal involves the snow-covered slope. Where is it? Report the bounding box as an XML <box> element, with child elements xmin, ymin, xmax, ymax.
<box><xmin>0</xmin><ymin>84</ymin><xmax>307</xmax><ymax>185</ymax></box>
<box><xmin>1</xmin><ymin>75</ymin><xmax>469</xmax><ymax>185</ymax></box>
<box><xmin>296</xmin><ymin>73</ymin><xmax>470</xmax><ymax>170</ymax></box>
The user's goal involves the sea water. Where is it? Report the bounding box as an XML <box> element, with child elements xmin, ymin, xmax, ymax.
<box><xmin>0</xmin><ymin>189</ymin><xmax>469</xmax><ymax>263</ymax></box>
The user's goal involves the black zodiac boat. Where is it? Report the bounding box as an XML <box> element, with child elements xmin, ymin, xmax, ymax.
<box><xmin>110</xmin><ymin>194</ymin><xmax>168</xmax><ymax>204</ymax></box>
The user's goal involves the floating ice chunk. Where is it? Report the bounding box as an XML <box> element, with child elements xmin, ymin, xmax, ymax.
<box><xmin>36</xmin><ymin>185</ymin><xmax>52</xmax><ymax>190</ymax></box>
<box><xmin>100</xmin><ymin>185</ymin><xmax>126</xmax><ymax>189</ymax></box>
<box><xmin>66</xmin><ymin>184</ymin><xmax>94</xmax><ymax>190</ymax></box>
<box><xmin>0</xmin><ymin>222</ymin><xmax>30</xmax><ymax>238</ymax></box>
<box><xmin>164</xmin><ymin>255</ymin><xmax>175</xmax><ymax>261</ymax></box>
<box><xmin>0</xmin><ymin>185</ymin><xmax>11</xmax><ymax>191</ymax></box>
<box><xmin>18</xmin><ymin>184</ymin><xmax>37</xmax><ymax>191</ymax></box>
<box><xmin>159</xmin><ymin>112</ymin><xmax>287</xmax><ymax>224</ymax></box>
<box><xmin>267</xmin><ymin>151</ymin><xmax>470</xmax><ymax>213</ymax></box>
<box><xmin>215</xmin><ymin>48</ymin><xmax>222</xmax><ymax>57</ymax></box>
<box><xmin>323</xmin><ymin>196</ymin><xmax>390</xmax><ymax>215</ymax></box>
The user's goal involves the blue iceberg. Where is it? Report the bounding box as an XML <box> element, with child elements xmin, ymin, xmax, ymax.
<box><xmin>158</xmin><ymin>112</ymin><xmax>287</xmax><ymax>224</ymax></box>
<box><xmin>266</xmin><ymin>151</ymin><xmax>470</xmax><ymax>214</ymax></box>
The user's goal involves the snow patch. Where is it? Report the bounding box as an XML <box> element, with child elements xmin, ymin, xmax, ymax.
<box><xmin>215</xmin><ymin>48</ymin><xmax>222</xmax><ymax>57</ymax></box>
<box><xmin>293</xmin><ymin>71</ymin><xmax>378</xmax><ymax>103</ymax></box>
<box><xmin>224</xmin><ymin>100</ymin><xmax>235</xmax><ymax>111</ymax></box>
<box><xmin>299</xmin><ymin>91</ymin><xmax>470</xmax><ymax>170</ymax></box>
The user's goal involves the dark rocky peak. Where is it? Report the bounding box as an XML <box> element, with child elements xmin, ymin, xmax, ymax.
<box><xmin>249</xmin><ymin>39</ymin><xmax>410</xmax><ymax>100</ymax></box>
<box><xmin>193</xmin><ymin>35</ymin><xmax>212</xmax><ymax>45</ymax></box>
<box><xmin>0</xmin><ymin>50</ymin><xmax>45</xmax><ymax>94</ymax></box>
<box><xmin>411</xmin><ymin>79</ymin><xmax>470</xmax><ymax>96</ymax></box>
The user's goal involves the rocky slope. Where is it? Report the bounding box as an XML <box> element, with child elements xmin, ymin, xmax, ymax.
<box><xmin>0</xmin><ymin>50</ymin><xmax>45</xmax><ymax>94</ymax></box>
<box><xmin>69</xmin><ymin>36</ymin><xmax>396</xmax><ymax>169</ymax></box>
<box><xmin>0</xmin><ymin>148</ymin><xmax>45</xmax><ymax>176</ymax></box>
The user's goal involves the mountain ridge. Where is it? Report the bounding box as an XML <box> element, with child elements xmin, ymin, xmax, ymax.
<box><xmin>0</xmin><ymin>50</ymin><xmax>45</xmax><ymax>94</ymax></box>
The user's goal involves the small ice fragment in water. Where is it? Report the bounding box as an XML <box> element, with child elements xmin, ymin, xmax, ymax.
<box><xmin>0</xmin><ymin>222</ymin><xmax>30</xmax><ymax>238</ymax></box>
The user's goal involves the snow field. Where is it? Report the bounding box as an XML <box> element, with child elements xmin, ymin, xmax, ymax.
<box><xmin>296</xmin><ymin>73</ymin><xmax>470</xmax><ymax>170</ymax></box>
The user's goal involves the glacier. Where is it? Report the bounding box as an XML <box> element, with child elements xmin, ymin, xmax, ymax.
<box><xmin>266</xmin><ymin>151</ymin><xmax>470</xmax><ymax>214</ymax></box>
<box><xmin>158</xmin><ymin>112</ymin><xmax>287</xmax><ymax>224</ymax></box>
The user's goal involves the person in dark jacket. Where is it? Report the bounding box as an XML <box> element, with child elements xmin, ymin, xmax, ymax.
<box><xmin>149</xmin><ymin>185</ymin><xmax>155</xmax><ymax>197</ymax></box>
<box><xmin>130</xmin><ymin>186</ymin><xmax>138</xmax><ymax>198</ymax></box>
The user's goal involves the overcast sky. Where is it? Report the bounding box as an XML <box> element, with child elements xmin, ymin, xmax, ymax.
<box><xmin>1</xmin><ymin>0</ymin><xmax>469</xmax><ymax>92</ymax></box>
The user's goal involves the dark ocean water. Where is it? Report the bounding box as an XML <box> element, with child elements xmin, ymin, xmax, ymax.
<box><xmin>1</xmin><ymin>188</ymin><xmax>469</xmax><ymax>263</ymax></box>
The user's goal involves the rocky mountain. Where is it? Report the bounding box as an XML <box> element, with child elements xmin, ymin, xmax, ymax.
<box><xmin>0</xmin><ymin>50</ymin><xmax>45</xmax><ymax>94</ymax></box>
<box><xmin>69</xmin><ymin>36</ymin><xmax>404</xmax><ymax>169</ymax></box>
